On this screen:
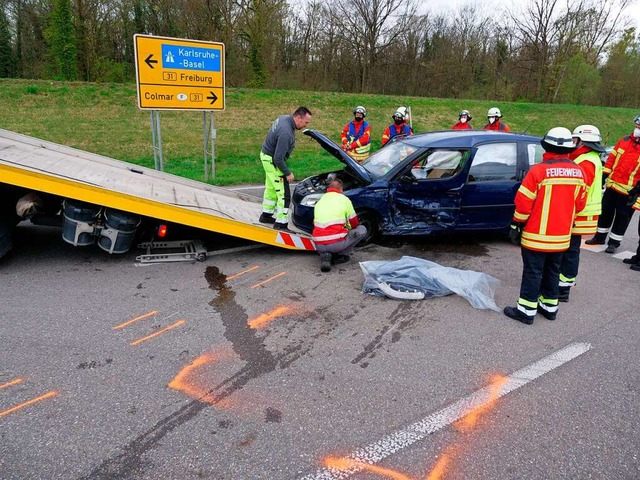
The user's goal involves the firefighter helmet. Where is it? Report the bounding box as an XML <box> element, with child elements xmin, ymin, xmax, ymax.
<box><xmin>353</xmin><ymin>106</ymin><xmax>367</xmax><ymax>117</ymax></box>
<box><xmin>572</xmin><ymin>125</ymin><xmax>601</xmax><ymax>143</ymax></box>
<box><xmin>393</xmin><ymin>106</ymin><xmax>407</xmax><ymax>121</ymax></box>
<box><xmin>541</xmin><ymin>127</ymin><xmax>576</xmax><ymax>153</ymax></box>
<box><xmin>487</xmin><ymin>107</ymin><xmax>502</xmax><ymax>118</ymax></box>
<box><xmin>459</xmin><ymin>109</ymin><xmax>472</xmax><ymax>120</ymax></box>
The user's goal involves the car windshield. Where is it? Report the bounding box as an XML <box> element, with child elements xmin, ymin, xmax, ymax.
<box><xmin>361</xmin><ymin>140</ymin><xmax>418</xmax><ymax>178</ymax></box>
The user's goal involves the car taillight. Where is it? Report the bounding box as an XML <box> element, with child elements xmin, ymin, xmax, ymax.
<box><xmin>157</xmin><ymin>224</ymin><xmax>168</xmax><ymax>238</ymax></box>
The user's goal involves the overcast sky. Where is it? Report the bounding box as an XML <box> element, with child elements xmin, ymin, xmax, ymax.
<box><xmin>423</xmin><ymin>0</ymin><xmax>640</xmax><ymax>31</ymax></box>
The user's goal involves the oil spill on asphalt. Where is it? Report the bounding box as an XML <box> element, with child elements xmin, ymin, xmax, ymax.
<box><xmin>351</xmin><ymin>302</ymin><xmax>422</xmax><ymax>367</ymax></box>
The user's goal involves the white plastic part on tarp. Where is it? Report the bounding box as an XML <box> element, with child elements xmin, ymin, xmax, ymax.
<box><xmin>360</xmin><ymin>255</ymin><xmax>501</xmax><ymax>312</ymax></box>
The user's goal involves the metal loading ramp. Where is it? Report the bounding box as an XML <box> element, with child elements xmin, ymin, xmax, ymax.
<box><xmin>0</xmin><ymin>128</ymin><xmax>315</xmax><ymax>251</ymax></box>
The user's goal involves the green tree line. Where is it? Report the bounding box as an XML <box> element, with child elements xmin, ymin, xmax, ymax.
<box><xmin>1</xmin><ymin>0</ymin><xmax>640</xmax><ymax>107</ymax></box>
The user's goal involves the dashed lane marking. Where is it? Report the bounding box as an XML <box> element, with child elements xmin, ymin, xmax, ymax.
<box><xmin>300</xmin><ymin>342</ymin><xmax>591</xmax><ymax>480</ymax></box>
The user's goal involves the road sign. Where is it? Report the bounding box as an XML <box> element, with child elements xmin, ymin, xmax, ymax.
<box><xmin>134</xmin><ymin>34</ymin><xmax>225</xmax><ymax>111</ymax></box>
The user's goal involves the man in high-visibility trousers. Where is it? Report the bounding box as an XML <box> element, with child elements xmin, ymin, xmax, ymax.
<box><xmin>558</xmin><ymin>125</ymin><xmax>604</xmax><ymax>302</ymax></box>
<box><xmin>504</xmin><ymin>127</ymin><xmax>587</xmax><ymax>325</ymax></box>
<box><xmin>586</xmin><ymin>114</ymin><xmax>640</xmax><ymax>253</ymax></box>
<box><xmin>312</xmin><ymin>179</ymin><xmax>367</xmax><ymax>272</ymax></box>
<box><xmin>259</xmin><ymin>107</ymin><xmax>312</xmax><ymax>230</ymax></box>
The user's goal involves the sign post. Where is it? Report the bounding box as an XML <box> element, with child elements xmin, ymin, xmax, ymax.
<box><xmin>134</xmin><ymin>34</ymin><xmax>225</xmax><ymax>177</ymax></box>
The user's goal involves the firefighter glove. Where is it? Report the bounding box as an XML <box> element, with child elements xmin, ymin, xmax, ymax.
<box><xmin>509</xmin><ymin>222</ymin><xmax>524</xmax><ymax>245</ymax></box>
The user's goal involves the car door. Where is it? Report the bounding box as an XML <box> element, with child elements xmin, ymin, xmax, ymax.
<box><xmin>388</xmin><ymin>149</ymin><xmax>468</xmax><ymax>235</ymax></box>
<box><xmin>456</xmin><ymin>141</ymin><xmax>523</xmax><ymax>230</ymax></box>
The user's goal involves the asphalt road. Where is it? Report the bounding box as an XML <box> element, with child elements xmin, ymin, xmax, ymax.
<box><xmin>1</xmin><ymin>212</ymin><xmax>639</xmax><ymax>480</ymax></box>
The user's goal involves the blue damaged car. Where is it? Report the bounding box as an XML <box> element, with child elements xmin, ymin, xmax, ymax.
<box><xmin>291</xmin><ymin>129</ymin><xmax>544</xmax><ymax>242</ymax></box>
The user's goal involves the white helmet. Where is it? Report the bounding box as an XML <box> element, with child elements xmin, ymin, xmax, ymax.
<box><xmin>354</xmin><ymin>106</ymin><xmax>366</xmax><ymax>117</ymax></box>
<box><xmin>487</xmin><ymin>107</ymin><xmax>502</xmax><ymax>118</ymax></box>
<box><xmin>541</xmin><ymin>127</ymin><xmax>575</xmax><ymax>152</ymax></box>
<box><xmin>393</xmin><ymin>106</ymin><xmax>407</xmax><ymax>121</ymax></box>
<box><xmin>572</xmin><ymin>125</ymin><xmax>601</xmax><ymax>143</ymax></box>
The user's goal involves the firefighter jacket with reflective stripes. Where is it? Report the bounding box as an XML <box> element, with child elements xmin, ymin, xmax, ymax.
<box><xmin>451</xmin><ymin>121</ymin><xmax>473</xmax><ymax>130</ymax></box>
<box><xmin>312</xmin><ymin>188</ymin><xmax>360</xmax><ymax>245</ymax></box>
<box><xmin>382</xmin><ymin>123</ymin><xmax>413</xmax><ymax>146</ymax></box>
<box><xmin>482</xmin><ymin>121</ymin><xmax>510</xmax><ymax>132</ymax></box>
<box><xmin>570</xmin><ymin>147</ymin><xmax>602</xmax><ymax>235</ymax></box>
<box><xmin>341</xmin><ymin>120</ymin><xmax>371</xmax><ymax>149</ymax></box>
<box><xmin>514</xmin><ymin>155</ymin><xmax>587</xmax><ymax>252</ymax></box>
<box><xmin>603</xmin><ymin>134</ymin><xmax>640</xmax><ymax>195</ymax></box>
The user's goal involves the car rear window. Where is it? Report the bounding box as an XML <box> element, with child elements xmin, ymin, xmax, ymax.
<box><xmin>469</xmin><ymin>143</ymin><xmax>518</xmax><ymax>181</ymax></box>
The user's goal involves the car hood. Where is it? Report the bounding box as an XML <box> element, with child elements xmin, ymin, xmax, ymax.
<box><xmin>303</xmin><ymin>129</ymin><xmax>373</xmax><ymax>184</ymax></box>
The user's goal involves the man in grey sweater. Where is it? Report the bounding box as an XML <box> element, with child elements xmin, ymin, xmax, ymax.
<box><xmin>259</xmin><ymin>106</ymin><xmax>312</xmax><ymax>230</ymax></box>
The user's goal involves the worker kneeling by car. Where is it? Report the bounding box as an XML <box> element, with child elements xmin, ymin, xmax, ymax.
<box><xmin>312</xmin><ymin>178</ymin><xmax>367</xmax><ymax>272</ymax></box>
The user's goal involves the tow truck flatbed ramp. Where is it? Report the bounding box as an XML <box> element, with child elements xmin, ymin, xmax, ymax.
<box><xmin>0</xmin><ymin>128</ymin><xmax>315</xmax><ymax>251</ymax></box>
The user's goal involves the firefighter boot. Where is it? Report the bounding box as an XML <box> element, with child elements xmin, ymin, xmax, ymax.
<box><xmin>537</xmin><ymin>305</ymin><xmax>557</xmax><ymax>321</ymax></box>
<box><xmin>623</xmin><ymin>255</ymin><xmax>640</xmax><ymax>265</ymax></box>
<box><xmin>605</xmin><ymin>241</ymin><xmax>620</xmax><ymax>254</ymax></box>
<box><xmin>503</xmin><ymin>306</ymin><xmax>534</xmax><ymax>325</ymax></box>
<box><xmin>585</xmin><ymin>233</ymin><xmax>607</xmax><ymax>245</ymax></box>
<box><xmin>259</xmin><ymin>212</ymin><xmax>276</xmax><ymax>224</ymax></box>
<box><xmin>320</xmin><ymin>252</ymin><xmax>332</xmax><ymax>272</ymax></box>
<box><xmin>631</xmin><ymin>263</ymin><xmax>640</xmax><ymax>271</ymax></box>
<box><xmin>558</xmin><ymin>287</ymin><xmax>570</xmax><ymax>303</ymax></box>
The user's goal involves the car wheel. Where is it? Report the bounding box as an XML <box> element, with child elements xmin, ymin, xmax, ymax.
<box><xmin>356</xmin><ymin>210</ymin><xmax>378</xmax><ymax>245</ymax></box>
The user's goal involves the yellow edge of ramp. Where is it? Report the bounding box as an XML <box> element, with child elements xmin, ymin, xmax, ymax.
<box><xmin>0</xmin><ymin>164</ymin><xmax>315</xmax><ymax>251</ymax></box>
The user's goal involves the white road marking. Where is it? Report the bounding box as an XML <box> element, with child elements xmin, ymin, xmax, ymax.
<box><xmin>612</xmin><ymin>250</ymin><xmax>634</xmax><ymax>261</ymax></box>
<box><xmin>581</xmin><ymin>243</ymin><xmax>607</xmax><ymax>252</ymax></box>
<box><xmin>300</xmin><ymin>342</ymin><xmax>592</xmax><ymax>480</ymax></box>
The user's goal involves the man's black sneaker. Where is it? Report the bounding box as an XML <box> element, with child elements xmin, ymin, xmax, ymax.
<box><xmin>259</xmin><ymin>212</ymin><xmax>276</xmax><ymax>224</ymax></box>
<box><xmin>320</xmin><ymin>252</ymin><xmax>332</xmax><ymax>272</ymax></box>
<box><xmin>605</xmin><ymin>243</ymin><xmax>619</xmax><ymax>254</ymax></box>
<box><xmin>332</xmin><ymin>254</ymin><xmax>350</xmax><ymax>265</ymax></box>
<box><xmin>273</xmin><ymin>222</ymin><xmax>290</xmax><ymax>231</ymax></box>
<box><xmin>537</xmin><ymin>306</ymin><xmax>557</xmax><ymax>321</ymax></box>
<box><xmin>503</xmin><ymin>306</ymin><xmax>534</xmax><ymax>325</ymax></box>
<box><xmin>623</xmin><ymin>255</ymin><xmax>640</xmax><ymax>265</ymax></box>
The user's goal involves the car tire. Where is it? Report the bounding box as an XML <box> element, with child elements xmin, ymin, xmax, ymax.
<box><xmin>356</xmin><ymin>209</ymin><xmax>378</xmax><ymax>245</ymax></box>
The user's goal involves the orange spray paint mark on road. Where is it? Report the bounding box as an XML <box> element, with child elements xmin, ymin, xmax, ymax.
<box><xmin>248</xmin><ymin>305</ymin><xmax>293</xmax><ymax>329</ymax></box>
<box><xmin>227</xmin><ymin>265</ymin><xmax>259</xmax><ymax>280</ymax></box>
<box><xmin>168</xmin><ymin>352</ymin><xmax>219</xmax><ymax>404</ymax></box>
<box><xmin>0</xmin><ymin>391</ymin><xmax>58</xmax><ymax>418</ymax></box>
<box><xmin>113</xmin><ymin>310</ymin><xmax>158</xmax><ymax>330</ymax></box>
<box><xmin>425</xmin><ymin>450</ymin><xmax>453</xmax><ymax>480</ymax></box>
<box><xmin>250</xmin><ymin>272</ymin><xmax>287</xmax><ymax>288</ymax></box>
<box><xmin>0</xmin><ymin>378</ymin><xmax>24</xmax><ymax>390</ymax></box>
<box><xmin>455</xmin><ymin>374</ymin><xmax>508</xmax><ymax>431</ymax></box>
<box><xmin>130</xmin><ymin>319</ymin><xmax>185</xmax><ymax>346</ymax></box>
<box><xmin>324</xmin><ymin>457</ymin><xmax>413</xmax><ymax>480</ymax></box>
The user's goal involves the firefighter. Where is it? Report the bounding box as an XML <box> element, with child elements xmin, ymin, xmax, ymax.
<box><xmin>558</xmin><ymin>125</ymin><xmax>605</xmax><ymax>302</ymax></box>
<box><xmin>312</xmin><ymin>178</ymin><xmax>367</xmax><ymax>272</ymax></box>
<box><xmin>482</xmin><ymin>107</ymin><xmax>511</xmax><ymax>132</ymax></box>
<box><xmin>623</xmin><ymin>181</ymin><xmax>640</xmax><ymax>271</ymax></box>
<box><xmin>585</xmin><ymin>115</ymin><xmax>640</xmax><ymax>253</ymax></box>
<box><xmin>452</xmin><ymin>110</ymin><xmax>473</xmax><ymax>130</ymax></box>
<box><xmin>381</xmin><ymin>107</ymin><xmax>413</xmax><ymax>146</ymax></box>
<box><xmin>259</xmin><ymin>106</ymin><xmax>312</xmax><ymax>230</ymax></box>
<box><xmin>341</xmin><ymin>106</ymin><xmax>372</xmax><ymax>162</ymax></box>
<box><xmin>504</xmin><ymin>127</ymin><xmax>587</xmax><ymax>325</ymax></box>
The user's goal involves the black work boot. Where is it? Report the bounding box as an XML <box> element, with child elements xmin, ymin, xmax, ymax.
<box><xmin>558</xmin><ymin>287</ymin><xmax>570</xmax><ymax>303</ymax></box>
<box><xmin>585</xmin><ymin>233</ymin><xmax>607</xmax><ymax>245</ymax></box>
<box><xmin>504</xmin><ymin>306</ymin><xmax>534</xmax><ymax>325</ymax></box>
<box><xmin>259</xmin><ymin>212</ymin><xmax>276</xmax><ymax>224</ymax></box>
<box><xmin>605</xmin><ymin>241</ymin><xmax>620</xmax><ymax>254</ymax></box>
<box><xmin>332</xmin><ymin>254</ymin><xmax>350</xmax><ymax>265</ymax></box>
<box><xmin>537</xmin><ymin>306</ymin><xmax>557</xmax><ymax>321</ymax></box>
<box><xmin>320</xmin><ymin>252</ymin><xmax>332</xmax><ymax>272</ymax></box>
<box><xmin>273</xmin><ymin>222</ymin><xmax>290</xmax><ymax>231</ymax></box>
<box><xmin>631</xmin><ymin>263</ymin><xmax>640</xmax><ymax>271</ymax></box>
<box><xmin>623</xmin><ymin>255</ymin><xmax>640</xmax><ymax>265</ymax></box>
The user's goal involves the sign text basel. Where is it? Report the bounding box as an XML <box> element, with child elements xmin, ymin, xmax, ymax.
<box><xmin>134</xmin><ymin>34</ymin><xmax>225</xmax><ymax>111</ymax></box>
